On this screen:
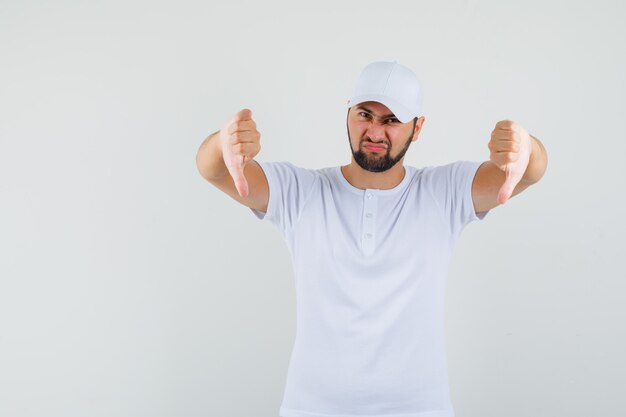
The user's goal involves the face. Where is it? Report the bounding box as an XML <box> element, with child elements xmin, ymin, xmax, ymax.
<box><xmin>346</xmin><ymin>101</ymin><xmax>422</xmax><ymax>172</ymax></box>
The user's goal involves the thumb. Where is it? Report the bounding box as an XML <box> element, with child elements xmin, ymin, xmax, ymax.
<box><xmin>497</xmin><ymin>164</ymin><xmax>521</xmax><ymax>204</ymax></box>
<box><xmin>229</xmin><ymin>155</ymin><xmax>249</xmax><ymax>197</ymax></box>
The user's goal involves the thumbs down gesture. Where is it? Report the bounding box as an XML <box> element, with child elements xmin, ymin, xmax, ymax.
<box><xmin>219</xmin><ymin>108</ymin><xmax>261</xmax><ymax>198</ymax></box>
<box><xmin>488</xmin><ymin>120</ymin><xmax>532</xmax><ymax>205</ymax></box>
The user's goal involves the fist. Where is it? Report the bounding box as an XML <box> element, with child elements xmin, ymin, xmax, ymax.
<box><xmin>488</xmin><ymin>120</ymin><xmax>532</xmax><ymax>204</ymax></box>
<box><xmin>219</xmin><ymin>108</ymin><xmax>261</xmax><ymax>197</ymax></box>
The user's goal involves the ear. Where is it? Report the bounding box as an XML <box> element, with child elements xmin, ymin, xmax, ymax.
<box><xmin>412</xmin><ymin>116</ymin><xmax>426</xmax><ymax>140</ymax></box>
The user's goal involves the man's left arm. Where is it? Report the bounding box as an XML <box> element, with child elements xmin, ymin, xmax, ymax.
<box><xmin>472</xmin><ymin>120</ymin><xmax>548</xmax><ymax>214</ymax></box>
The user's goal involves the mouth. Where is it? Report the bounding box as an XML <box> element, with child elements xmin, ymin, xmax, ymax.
<box><xmin>363</xmin><ymin>143</ymin><xmax>387</xmax><ymax>152</ymax></box>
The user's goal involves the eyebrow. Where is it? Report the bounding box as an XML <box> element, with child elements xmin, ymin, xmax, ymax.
<box><xmin>356</xmin><ymin>105</ymin><xmax>397</xmax><ymax>119</ymax></box>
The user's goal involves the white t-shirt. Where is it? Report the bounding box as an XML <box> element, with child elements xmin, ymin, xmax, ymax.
<box><xmin>250</xmin><ymin>160</ymin><xmax>488</xmax><ymax>417</ymax></box>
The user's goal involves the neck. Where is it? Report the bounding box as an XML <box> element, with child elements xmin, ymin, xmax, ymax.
<box><xmin>341</xmin><ymin>159</ymin><xmax>406</xmax><ymax>190</ymax></box>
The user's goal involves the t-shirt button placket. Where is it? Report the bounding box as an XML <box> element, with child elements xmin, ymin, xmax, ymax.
<box><xmin>362</xmin><ymin>191</ymin><xmax>377</xmax><ymax>254</ymax></box>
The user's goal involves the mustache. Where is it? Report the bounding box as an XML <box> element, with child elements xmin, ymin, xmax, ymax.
<box><xmin>361</xmin><ymin>138</ymin><xmax>389</xmax><ymax>147</ymax></box>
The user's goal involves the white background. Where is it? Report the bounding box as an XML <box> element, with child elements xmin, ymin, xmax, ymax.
<box><xmin>1</xmin><ymin>0</ymin><xmax>625</xmax><ymax>416</ymax></box>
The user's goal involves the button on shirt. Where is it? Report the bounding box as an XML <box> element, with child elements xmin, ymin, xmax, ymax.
<box><xmin>250</xmin><ymin>160</ymin><xmax>488</xmax><ymax>417</ymax></box>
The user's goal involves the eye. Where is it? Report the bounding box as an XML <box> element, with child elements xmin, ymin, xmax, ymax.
<box><xmin>386</xmin><ymin>118</ymin><xmax>400</xmax><ymax>124</ymax></box>
<box><xmin>358</xmin><ymin>112</ymin><xmax>371</xmax><ymax>118</ymax></box>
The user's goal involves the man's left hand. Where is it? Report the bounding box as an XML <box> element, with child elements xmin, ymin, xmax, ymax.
<box><xmin>488</xmin><ymin>120</ymin><xmax>532</xmax><ymax>204</ymax></box>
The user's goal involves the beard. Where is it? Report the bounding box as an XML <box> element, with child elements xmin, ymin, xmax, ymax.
<box><xmin>346</xmin><ymin>118</ymin><xmax>417</xmax><ymax>173</ymax></box>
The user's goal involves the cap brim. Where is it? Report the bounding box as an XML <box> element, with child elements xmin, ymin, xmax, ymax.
<box><xmin>347</xmin><ymin>94</ymin><xmax>416</xmax><ymax>123</ymax></box>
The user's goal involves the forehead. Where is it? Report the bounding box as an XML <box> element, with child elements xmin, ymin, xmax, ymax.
<box><xmin>353</xmin><ymin>101</ymin><xmax>395</xmax><ymax>117</ymax></box>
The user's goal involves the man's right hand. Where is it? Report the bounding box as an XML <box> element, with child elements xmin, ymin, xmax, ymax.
<box><xmin>219</xmin><ymin>108</ymin><xmax>261</xmax><ymax>197</ymax></box>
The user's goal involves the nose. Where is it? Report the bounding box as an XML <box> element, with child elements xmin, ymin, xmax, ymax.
<box><xmin>366</xmin><ymin>121</ymin><xmax>387</xmax><ymax>142</ymax></box>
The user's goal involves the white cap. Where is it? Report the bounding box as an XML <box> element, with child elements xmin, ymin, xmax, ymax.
<box><xmin>347</xmin><ymin>61</ymin><xmax>423</xmax><ymax>123</ymax></box>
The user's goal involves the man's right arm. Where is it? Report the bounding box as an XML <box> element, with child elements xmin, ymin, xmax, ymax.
<box><xmin>195</xmin><ymin>109</ymin><xmax>269</xmax><ymax>214</ymax></box>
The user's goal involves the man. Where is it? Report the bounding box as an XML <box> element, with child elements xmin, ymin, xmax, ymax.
<box><xmin>196</xmin><ymin>61</ymin><xmax>548</xmax><ymax>417</ymax></box>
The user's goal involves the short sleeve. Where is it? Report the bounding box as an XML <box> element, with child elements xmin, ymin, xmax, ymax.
<box><xmin>249</xmin><ymin>160</ymin><xmax>318</xmax><ymax>236</ymax></box>
<box><xmin>421</xmin><ymin>160</ymin><xmax>489</xmax><ymax>237</ymax></box>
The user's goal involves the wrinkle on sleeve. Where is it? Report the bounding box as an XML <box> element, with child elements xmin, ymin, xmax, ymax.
<box><xmin>249</xmin><ymin>160</ymin><xmax>318</xmax><ymax>237</ymax></box>
<box><xmin>422</xmin><ymin>160</ymin><xmax>489</xmax><ymax>238</ymax></box>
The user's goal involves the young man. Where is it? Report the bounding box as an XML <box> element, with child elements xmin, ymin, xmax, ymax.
<box><xmin>196</xmin><ymin>61</ymin><xmax>548</xmax><ymax>417</ymax></box>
